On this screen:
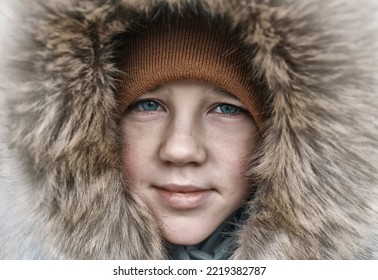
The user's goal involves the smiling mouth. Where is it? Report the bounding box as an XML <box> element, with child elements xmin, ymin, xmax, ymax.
<box><xmin>153</xmin><ymin>185</ymin><xmax>214</xmax><ymax>210</ymax></box>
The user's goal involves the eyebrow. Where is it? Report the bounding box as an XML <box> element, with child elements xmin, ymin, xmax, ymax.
<box><xmin>148</xmin><ymin>83</ymin><xmax>240</xmax><ymax>101</ymax></box>
<box><xmin>205</xmin><ymin>87</ymin><xmax>240</xmax><ymax>100</ymax></box>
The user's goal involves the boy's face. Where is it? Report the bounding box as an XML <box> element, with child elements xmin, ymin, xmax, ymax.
<box><xmin>121</xmin><ymin>80</ymin><xmax>258</xmax><ymax>245</ymax></box>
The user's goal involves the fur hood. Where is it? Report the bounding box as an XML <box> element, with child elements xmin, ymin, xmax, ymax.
<box><xmin>1</xmin><ymin>0</ymin><xmax>378</xmax><ymax>259</ymax></box>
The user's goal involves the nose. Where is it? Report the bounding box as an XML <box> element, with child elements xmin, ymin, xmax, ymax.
<box><xmin>159</xmin><ymin>121</ymin><xmax>207</xmax><ymax>166</ymax></box>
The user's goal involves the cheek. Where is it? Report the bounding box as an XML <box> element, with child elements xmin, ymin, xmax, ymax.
<box><xmin>221</xmin><ymin>142</ymin><xmax>253</xmax><ymax>206</ymax></box>
<box><xmin>122</xmin><ymin>144</ymin><xmax>141</xmax><ymax>184</ymax></box>
<box><xmin>209</xmin><ymin>124</ymin><xmax>257</xmax><ymax>192</ymax></box>
<box><xmin>121</xmin><ymin>123</ymin><xmax>154</xmax><ymax>186</ymax></box>
<box><xmin>222</xmin><ymin>149</ymin><xmax>250</xmax><ymax>196</ymax></box>
<box><xmin>212</xmin><ymin>129</ymin><xmax>256</xmax><ymax>169</ymax></box>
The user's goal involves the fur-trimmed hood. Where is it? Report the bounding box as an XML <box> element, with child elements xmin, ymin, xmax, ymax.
<box><xmin>1</xmin><ymin>0</ymin><xmax>378</xmax><ymax>259</ymax></box>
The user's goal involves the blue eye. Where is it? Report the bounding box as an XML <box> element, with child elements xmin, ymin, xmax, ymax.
<box><xmin>137</xmin><ymin>100</ymin><xmax>161</xmax><ymax>111</ymax></box>
<box><xmin>214</xmin><ymin>104</ymin><xmax>240</xmax><ymax>114</ymax></box>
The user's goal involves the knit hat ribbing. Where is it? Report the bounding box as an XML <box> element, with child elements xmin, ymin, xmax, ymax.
<box><xmin>118</xmin><ymin>16</ymin><xmax>262</xmax><ymax>127</ymax></box>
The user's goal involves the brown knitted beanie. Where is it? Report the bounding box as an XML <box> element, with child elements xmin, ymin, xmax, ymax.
<box><xmin>118</xmin><ymin>16</ymin><xmax>262</xmax><ymax>127</ymax></box>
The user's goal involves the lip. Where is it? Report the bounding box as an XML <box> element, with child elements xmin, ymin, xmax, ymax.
<box><xmin>153</xmin><ymin>184</ymin><xmax>214</xmax><ymax>210</ymax></box>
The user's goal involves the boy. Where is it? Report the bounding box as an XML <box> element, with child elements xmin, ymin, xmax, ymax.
<box><xmin>117</xmin><ymin>16</ymin><xmax>261</xmax><ymax>258</ymax></box>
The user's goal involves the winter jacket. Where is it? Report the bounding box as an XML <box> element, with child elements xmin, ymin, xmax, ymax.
<box><xmin>0</xmin><ymin>0</ymin><xmax>377</xmax><ymax>259</ymax></box>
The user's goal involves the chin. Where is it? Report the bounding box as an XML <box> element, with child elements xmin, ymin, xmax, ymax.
<box><xmin>163</xmin><ymin>226</ymin><xmax>214</xmax><ymax>246</ymax></box>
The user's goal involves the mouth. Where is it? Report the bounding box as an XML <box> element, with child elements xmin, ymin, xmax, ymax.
<box><xmin>153</xmin><ymin>184</ymin><xmax>215</xmax><ymax>210</ymax></box>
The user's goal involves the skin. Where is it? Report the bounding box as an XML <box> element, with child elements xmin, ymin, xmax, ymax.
<box><xmin>121</xmin><ymin>80</ymin><xmax>258</xmax><ymax>245</ymax></box>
